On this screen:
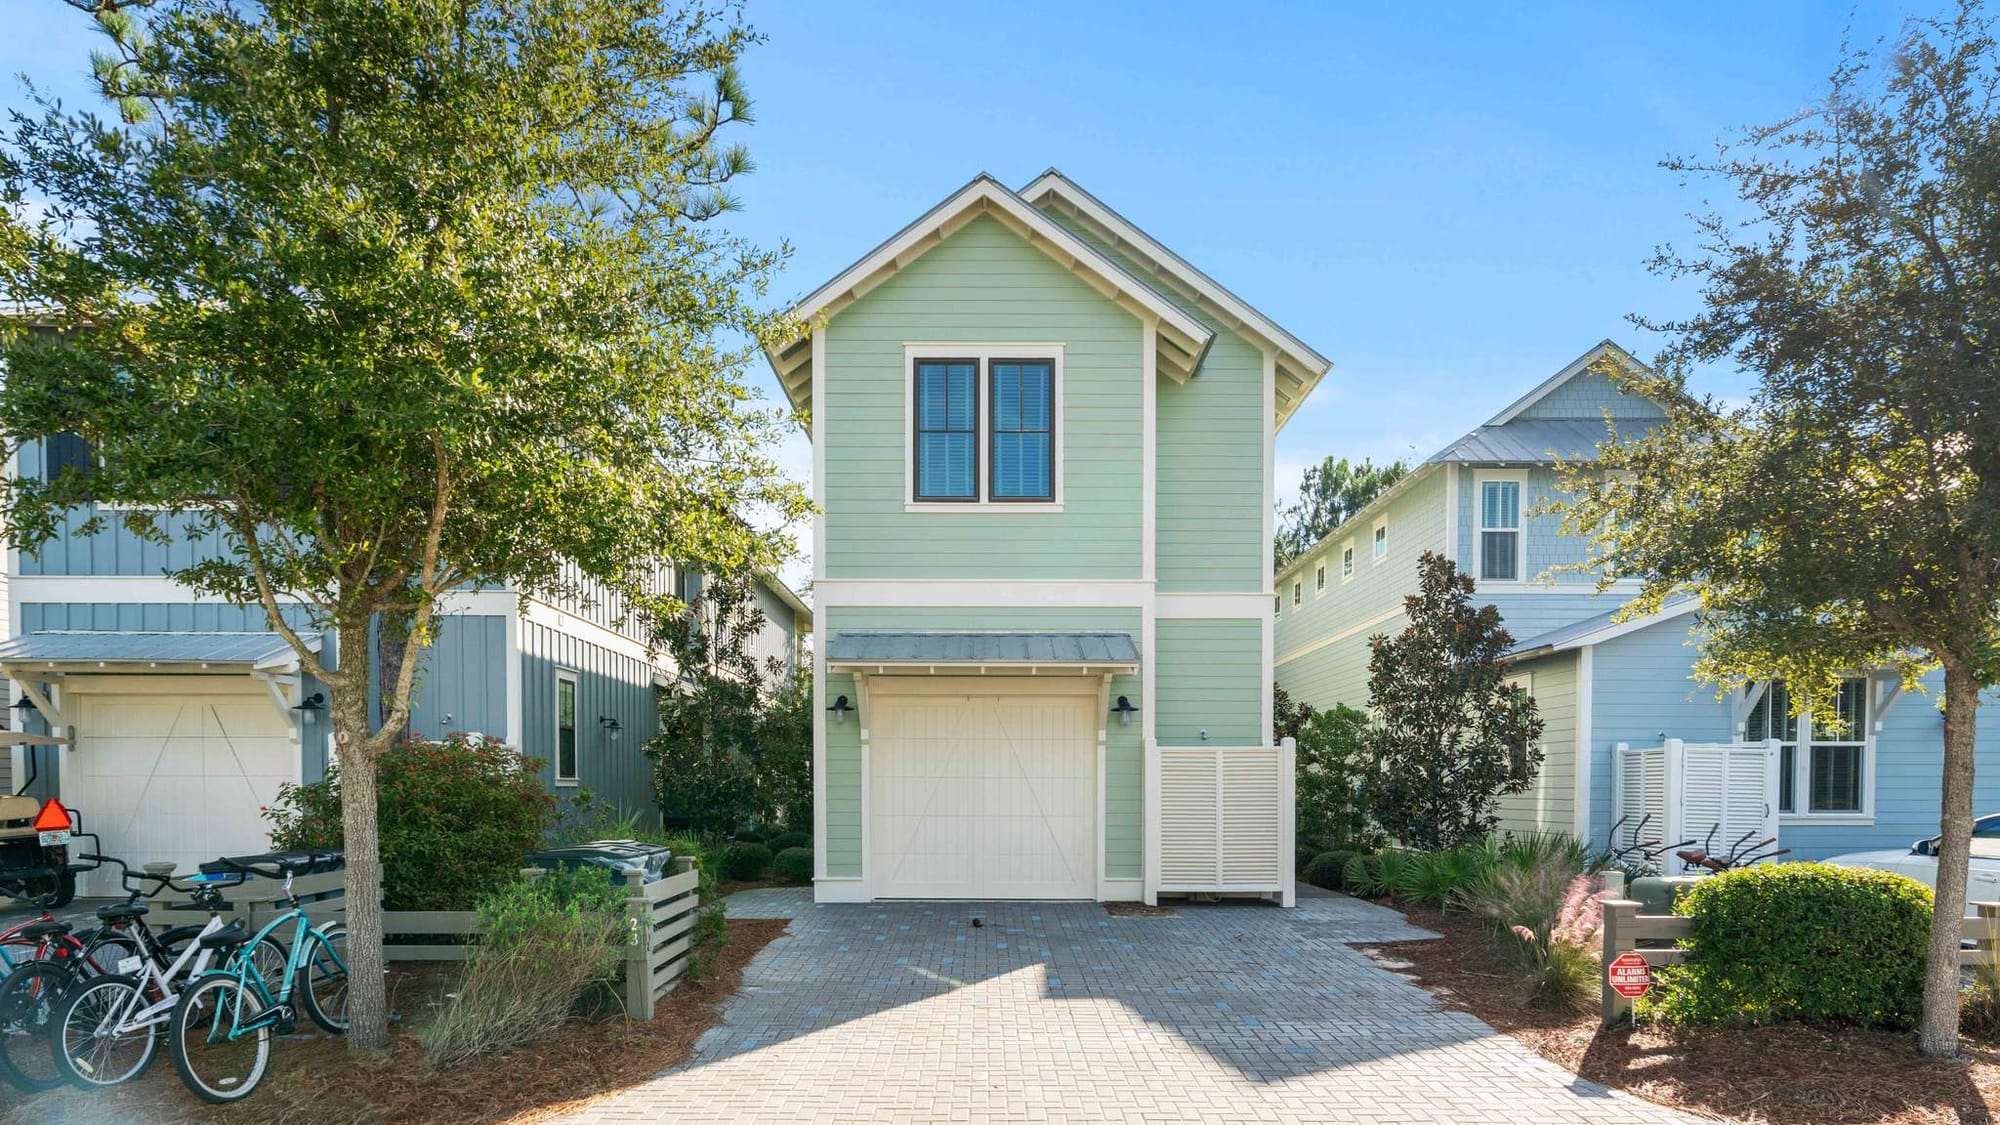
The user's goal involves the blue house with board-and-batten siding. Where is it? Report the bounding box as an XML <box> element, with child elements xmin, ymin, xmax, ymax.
<box><xmin>1274</xmin><ymin>340</ymin><xmax>2000</xmax><ymax>867</ymax></box>
<box><xmin>0</xmin><ymin>431</ymin><xmax>809</xmax><ymax>897</ymax></box>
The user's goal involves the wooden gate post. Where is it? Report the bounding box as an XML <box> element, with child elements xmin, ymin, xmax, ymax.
<box><xmin>623</xmin><ymin>867</ymin><xmax>653</xmax><ymax>1020</ymax></box>
<box><xmin>1600</xmin><ymin>898</ymin><xmax>1640</xmax><ymax>1027</ymax></box>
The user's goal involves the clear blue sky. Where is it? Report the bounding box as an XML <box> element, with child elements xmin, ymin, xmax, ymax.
<box><xmin>1</xmin><ymin>0</ymin><xmax>1930</xmax><ymax>569</ymax></box>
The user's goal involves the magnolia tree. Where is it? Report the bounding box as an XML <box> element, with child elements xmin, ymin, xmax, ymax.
<box><xmin>1556</xmin><ymin>4</ymin><xmax>2000</xmax><ymax>1056</ymax></box>
<box><xmin>0</xmin><ymin>0</ymin><xmax>808</xmax><ymax>1049</ymax></box>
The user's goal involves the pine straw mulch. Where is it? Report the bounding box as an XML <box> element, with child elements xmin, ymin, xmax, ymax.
<box><xmin>2</xmin><ymin>917</ymin><xmax>789</xmax><ymax>1125</ymax></box>
<box><xmin>1358</xmin><ymin>906</ymin><xmax>2000</xmax><ymax>1125</ymax></box>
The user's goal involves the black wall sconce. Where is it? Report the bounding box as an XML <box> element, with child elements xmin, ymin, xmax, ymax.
<box><xmin>1111</xmin><ymin>695</ymin><xmax>1137</xmax><ymax>726</ymax></box>
<box><xmin>292</xmin><ymin>692</ymin><xmax>326</xmax><ymax>713</ymax></box>
<box><xmin>827</xmin><ymin>694</ymin><xmax>854</xmax><ymax>724</ymax></box>
<box><xmin>599</xmin><ymin>716</ymin><xmax>623</xmax><ymax>741</ymax></box>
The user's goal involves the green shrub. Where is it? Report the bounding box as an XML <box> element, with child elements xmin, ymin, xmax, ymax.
<box><xmin>1304</xmin><ymin>850</ymin><xmax>1355</xmax><ymax>891</ymax></box>
<box><xmin>1394</xmin><ymin>840</ymin><xmax>1501</xmax><ymax>908</ymax></box>
<box><xmin>419</xmin><ymin>867</ymin><xmax>624</xmax><ymax>1067</ymax></box>
<box><xmin>1497</xmin><ymin>832</ymin><xmax>1595</xmax><ymax>875</ymax></box>
<box><xmin>1344</xmin><ymin>850</ymin><xmax>1410</xmax><ymax>898</ymax></box>
<box><xmin>1644</xmin><ymin>863</ymin><xmax>1931</xmax><ymax>1028</ymax></box>
<box><xmin>550</xmin><ymin>787</ymin><xmax>649</xmax><ymax>846</ymax></box>
<box><xmin>723</xmin><ymin>842</ymin><xmax>772</xmax><ymax>881</ymax></box>
<box><xmin>265</xmin><ymin>734</ymin><xmax>553</xmax><ymax>910</ymax></box>
<box><xmin>772</xmin><ymin>846</ymin><xmax>813</xmax><ymax>885</ymax></box>
<box><xmin>1295</xmin><ymin>704</ymin><xmax>1378</xmax><ymax>856</ymax></box>
<box><xmin>732</xmin><ymin>826</ymin><xmax>769</xmax><ymax>844</ymax></box>
<box><xmin>766</xmin><ymin>830</ymin><xmax>811</xmax><ymax>854</ymax></box>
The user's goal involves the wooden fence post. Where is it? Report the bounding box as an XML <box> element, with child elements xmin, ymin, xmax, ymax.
<box><xmin>1600</xmin><ymin>898</ymin><xmax>1640</xmax><ymax>1027</ymax></box>
<box><xmin>623</xmin><ymin>867</ymin><xmax>653</xmax><ymax>1021</ymax></box>
<box><xmin>1976</xmin><ymin>903</ymin><xmax>2000</xmax><ymax>972</ymax></box>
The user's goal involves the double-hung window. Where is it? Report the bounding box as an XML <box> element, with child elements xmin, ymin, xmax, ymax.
<box><xmin>1372</xmin><ymin>521</ymin><xmax>1388</xmax><ymax>562</ymax></box>
<box><xmin>1747</xmin><ymin>678</ymin><xmax>1868</xmax><ymax>816</ymax></box>
<box><xmin>1477</xmin><ymin>474</ymin><xmax>1524</xmax><ymax>582</ymax></box>
<box><xmin>555</xmin><ymin>671</ymin><xmax>580</xmax><ymax>785</ymax></box>
<box><xmin>1340</xmin><ymin>543</ymin><xmax>1354</xmax><ymax>582</ymax></box>
<box><xmin>1315</xmin><ymin>563</ymin><xmax>1326</xmax><ymax>594</ymax></box>
<box><xmin>910</xmin><ymin>350</ymin><xmax>1060</xmax><ymax>506</ymax></box>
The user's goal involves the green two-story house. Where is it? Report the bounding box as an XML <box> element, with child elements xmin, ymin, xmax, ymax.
<box><xmin>767</xmin><ymin>171</ymin><xmax>1329</xmax><ymax>904</ymax></box>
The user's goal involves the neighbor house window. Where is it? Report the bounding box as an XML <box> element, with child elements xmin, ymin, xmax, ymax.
<box><xmin>988</xmin><ymin>360</ymin><xmax>1054</xmax><ymax>500</ymax></box>
<box><xmin>42</xmin><ymin>432</ymin><xmax>93</xmax><ymax>482</ymax></box>
<box><xmin>1504</xmin><ymin>673</ymin><xmax>1534</xmax><ymax>782</ymax></box>
<box><xmin>913</xmin><ymin>359</ymin><xmax>978</xmax><ymax>501</ymax></box>
<box><xmin>1372</xmin><ymin>521</ymin><xmax>1388</xmax><ymax>562</ymax></box>
<box><xmin>1341</xmin><ymin>543</ymin><xmax>1354</xmax><ymax>582</ymax></box>
<box><xmin>1315</xmin><ymin>563</ymin><xmax>1326</xmax><ymax>594</ymax></box>
<box><xmin>1293</xmin><ymin>580</ymin><xmax>1302</xmax><ymax>606</ymax></box>
<box><xmin>1747</xmin><ymin>678</ymin><xmax>1867</xmax><ymax>815</ymax></box>
<box><xmin>1478</xmin><ymin>475</ymin><xmax>1524</xmax><ymax>581</ymax></box>
<box><xmin>555</xmin><ymin>671</ymin><xmax>579</xmax><ymax>785</ymax></box>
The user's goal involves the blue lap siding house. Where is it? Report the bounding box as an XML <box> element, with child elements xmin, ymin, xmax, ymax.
<box><xmin>1274</xmin><ymin>341</ymin><xmax>2000</xmax><ymax>860</ymax></box>
<box><xmin>0</xmin><ymin>435</ymin><xmax>808</xmax><ymax>895</ymax></box>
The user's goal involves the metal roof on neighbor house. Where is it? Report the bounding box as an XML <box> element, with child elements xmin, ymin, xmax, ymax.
<box><xmin>0</xmin><ymin>631</ymin><xmax>321</xmax><ymax>667</ymax></box>
<box><xmin>1427</xmin><ymin>417</ymin><xmax>1659</xmax><ymax>465</ymax></box>
<box><xmin>827</xmin><ymin>631</ymin><xmax>1140</xmax><ymax>667</ymax></box>
<box><xmin>1504</xmin><ymin>596</ymin><xmax>1699</xmax><ymax>658</ymax></box>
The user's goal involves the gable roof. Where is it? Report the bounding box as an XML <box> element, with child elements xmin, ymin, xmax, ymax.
<box><xmin>1503</xmin><ymin>595</ymin><xmax>1700</xmax><ymax>659</ymax></box>
<box><xmin>1019</xmin><ymin>169</ymin><xmax>1333</xmax><ymax>427</ymax></box>
<box><xmin>1484</xmin><ymin>339</ymin><xmax>1648</xmax><ymax>426</ymax></box>
<box><xmin>764</xmin><ymin>175</ymin><xmax>1216</xmax><ymax>423</ymax></box>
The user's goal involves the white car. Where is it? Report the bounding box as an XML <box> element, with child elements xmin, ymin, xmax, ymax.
<box><xmin>1826</xmin><ymin>814</ymin><xmax>2000</xmax><ymax>920</ymax></box>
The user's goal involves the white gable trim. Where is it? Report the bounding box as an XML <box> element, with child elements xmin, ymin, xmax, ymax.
<box><xmin>1486</xmin><ymin>339</ymin><xmax>1645</xmax><ymax>427</ymax></box>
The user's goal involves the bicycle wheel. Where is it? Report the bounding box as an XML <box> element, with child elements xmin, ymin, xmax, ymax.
<box><xmin>51</xmin><ymin>973</ymin><xmax>157</xmax><ymax>1088</ymax></box>
<box><xmin>298</xmin><ymin>923</ymin><xmax>349</xmax><ymax>1034</ymax></box>
<box><xmin>75</xmin><ymin>929</ymin><xmax>141</xmax><ymax>978</ymax></box>
<box><xmin>170</xmin><ymin>974</ymin><xmax>269</xmax><ymax>1104</ymax></box>
<box><xmin>0</xmin><ymin>960</ymin><xmax>71</xmax><ymax>1092</ymax></box>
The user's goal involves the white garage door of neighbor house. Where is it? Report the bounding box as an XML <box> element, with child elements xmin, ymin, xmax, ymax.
<box><xmin>870</xmin><ymin>684</ymin><xmax>1096</xmax><ymax>900</ymax></box>
<box><xmin>67</xmin><ymin>684</ymin><xmax>297</xmax><ymax>898</ymax></box>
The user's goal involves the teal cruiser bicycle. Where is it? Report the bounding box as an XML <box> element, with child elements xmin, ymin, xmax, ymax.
<box><xmin>166</xmin><ymin>850</ymin><xmax>349</xmax><ymax>1103</ymax></box>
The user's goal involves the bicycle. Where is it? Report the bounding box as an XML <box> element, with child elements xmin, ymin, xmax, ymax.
<box><xmin>48</xmin><ymin>854</ymin><xmax>289</xmax><ymax>1090</ymax></box>
<box><xmin>169</xmin><ymin>850</ymin><xmax>348</xmax><ymax>1103</ymax></box>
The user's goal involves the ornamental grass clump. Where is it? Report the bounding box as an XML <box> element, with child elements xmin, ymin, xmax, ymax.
<box><xmin>1456</xmin><ymin>853</ymin><xmax>1604</xmax><ymax>1013</ymax></box>
<box><xmin>419</xmin><ymin>868</ymin><xmax>626</xmax><ymax>1068</ymax></box>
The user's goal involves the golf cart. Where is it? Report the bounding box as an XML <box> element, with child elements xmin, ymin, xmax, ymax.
<box><xmin>0</xmin><ymin>730</ymin><xmax>94</xmax><ymax>907</ymax></box>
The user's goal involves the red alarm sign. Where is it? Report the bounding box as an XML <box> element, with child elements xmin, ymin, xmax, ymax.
<box><xmin>1607</xmin><ymin>951</ymin><xmax>1652</xmax><ymax>998</ymax></box>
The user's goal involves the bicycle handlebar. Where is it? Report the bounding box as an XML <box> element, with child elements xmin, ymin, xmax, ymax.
<box><xmin>79</xmin><ymin>853</ymin><xmax>246</xmax><ymax>899</ymax></box>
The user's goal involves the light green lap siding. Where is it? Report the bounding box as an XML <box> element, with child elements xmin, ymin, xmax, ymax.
<box><xmin>1274</xmin><ymin>622</ymin><xmax>1389</xmax><ymax>717</ymax></box>
<box><xmin>1492</xmin><ymin>651</ymin><xmax>1578</xmax><ymax>837</ymax></box>
<box><xmin>820</xmin><ymin>607</ymin><xmax>1143</xmax><ymax>881</ymax></box>
<box><xmin>821</xmin><ymin>215</ymin><xmax>1142</xmax><ymax>580</ymax></box>
<box><xmin>1155</xmin><ymin>330</ymin><xmax>1266</xmax><ymax>593</ymax></box>
<box><xmin>1155</xmin><ymin>618</ymin><xmax>1263</xmax><ymax>746</ymax></box>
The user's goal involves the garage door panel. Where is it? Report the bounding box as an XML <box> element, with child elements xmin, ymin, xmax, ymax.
<box><xmin>871</xmin><ymin>689</ymin><xmax>1095</xmax><ymax>900</ymax></box>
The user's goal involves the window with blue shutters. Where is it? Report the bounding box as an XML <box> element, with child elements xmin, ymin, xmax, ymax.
<box><xmin>913</xmin><ymin>359</ymin><xmax>978</xmax><ymax>500</ymax></box>
<box><xmin>989</xmin><ymin>360</ymin><xmax>1053</xmax><ymax>501</ymax></box>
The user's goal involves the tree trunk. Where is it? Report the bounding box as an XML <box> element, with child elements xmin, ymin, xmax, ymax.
<box><xmin>375</xmin><ymin>608</ymin><xmax>411</xmax><ymax>731</ymax></box>
<box><xmin>331</xmin><ymin>628</ymin><xmax>390</xmax><ymax>1051</ymax></box>
<box><xmin>1919</xmin><ymin>659</ymin><xmax>1979</xmax><ymax>1057</ymax></box>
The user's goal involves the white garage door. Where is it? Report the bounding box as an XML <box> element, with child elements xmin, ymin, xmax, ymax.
<box><xmin>871</xmin><ymin>683</ymin><xmax>1095</xmax><ymax>899</ymax></box>
<box><xmin>66</xmin><ymin>684</ymin><xmax>298</xmax><ymax>897</ymax></box>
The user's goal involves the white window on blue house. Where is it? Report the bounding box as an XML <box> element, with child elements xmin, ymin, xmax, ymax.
<box><xmin>1477</xmin><ymin>473</ymin><xmax>1525</xmax><ymax>582</ymax></box>
<box><xmin>555</xmin><ymin>670</ymin><xmax>580</xmax><ymax>785</ymax></box>
<box><xmin>1746</xmin><ymin>678</ymin><xmax>1868</xmax><ymax>816</ymax></box>
<box><xmin>908</xmin><ymin>349</ymin><xmax>1062</xmax><ymax>507</ymax></box>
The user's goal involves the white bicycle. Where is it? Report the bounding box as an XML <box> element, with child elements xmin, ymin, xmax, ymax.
<box><xmin>48</xmin><ymin>856</ymin><xmax>285</xmax><ymax>1089</ymax></box>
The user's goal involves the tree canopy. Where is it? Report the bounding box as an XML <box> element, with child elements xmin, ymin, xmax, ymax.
<box><xmin>1274</xmin><ymin>455</ymin><xmax>1409</xmax><ymax>566</ymax></box>
<box><xmin>1556</xmin><ymin>2</ymin><xmax>2000</xmax><ymax>1055</ymax></box>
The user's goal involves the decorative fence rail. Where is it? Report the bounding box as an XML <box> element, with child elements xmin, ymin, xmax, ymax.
<box><xmin>156</xmin><ymin>856</ymin><xmax>704</xmax><ymax>1019</ymax></box>
<box><xmin>1598</xmin><ymin>871</ymin><xmax>2000</xmax><ymax>1025</ymax></box>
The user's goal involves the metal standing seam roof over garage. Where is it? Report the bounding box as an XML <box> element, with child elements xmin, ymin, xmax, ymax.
<box><xmin>827</xmin><ymin>631</ymin><xmax>1140</xmax><ymax>670</ymax></box>
<box><xmin>0</xmin><ymin>631</ymin><xmax>322</xmax><ymax>668</ymax></box>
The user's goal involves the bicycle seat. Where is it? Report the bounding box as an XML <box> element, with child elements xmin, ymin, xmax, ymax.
<box><xmin>96</xmin><ymin>902</ymin><xmax>149</xmax><ymax>922</ymax></box>
<box><xmin>197</xmin><ymin>922</ymin><xmax>250</xmax><ymax>951</ymax></box>
<box><xmin>157</xmin><ymin>924</ymin><xmax>207</xmax><ymax>947</ymax></box>
<box><xmin>16</xmin><ymin>920</ymin><xmax>69</xmax><ymax>941</ymax></box>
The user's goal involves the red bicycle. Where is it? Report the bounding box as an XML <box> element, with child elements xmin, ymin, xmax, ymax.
<box><xmin>0</xmin><ymin>872</ymin><xmax>145</xmax><ymax>1092</ymax></box>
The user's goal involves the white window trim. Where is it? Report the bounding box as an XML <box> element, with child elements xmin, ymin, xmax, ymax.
<box><xmin>1371</xmin><ymin>518</ymin><xmax>1389</xmax><ymax>564</ymax></box>
<box><xmin>1340</xmin><ymin>540</ymin><xmax>1355</xmax><ymax>584</ymax></box>
<box><xmin>1313</xmin><ymin>561</ymin><xmax>1327</xmax><ymax>596</ymax></box>
<box><xmin>902</xmin><ymin>343</ymin><xmax>1065</xmax><ymax>512</ymax></box>
<box><xmin>554</xmin><ymin>668</ymin><xmax>580</xmax><ymax>786</ymax></box>
<box><xmin>1473</xmin><ymin>469</ymin><xmax>1528</xmax><ymax>584</ymax></box>
<box><xmin>1766</xmin><ymin>682</ymin><xmax>1875</xmax><ymax>825</ymax></box>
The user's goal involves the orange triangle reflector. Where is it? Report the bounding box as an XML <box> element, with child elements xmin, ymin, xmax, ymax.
<box><xmin>32</xmin><ymin>799</ymin><xmax>70</xmax><ymax>832</ymax></box>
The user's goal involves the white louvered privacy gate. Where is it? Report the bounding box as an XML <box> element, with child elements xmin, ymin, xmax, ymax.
<box><xmin>1612</xmin><ymin>738</ymin><xmax>1780</xmax><ymax>871</ymax></box>
<box><xmin>1145</xmin><ymin>739</ymin><xmax>1296</xmax><ymax>906</ymax></box>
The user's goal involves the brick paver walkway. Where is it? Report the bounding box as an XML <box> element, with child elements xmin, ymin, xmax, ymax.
<box><xmin>565</xmin><ymin>886</ymin><xmax>1693</xmax><ymax>1124</ymax></box>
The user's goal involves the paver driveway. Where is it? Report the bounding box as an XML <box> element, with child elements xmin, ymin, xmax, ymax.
<box><xmin>564</xmin><ymin>886</ymin><xmax>1694</xmax><ymax>1125</ymax></box>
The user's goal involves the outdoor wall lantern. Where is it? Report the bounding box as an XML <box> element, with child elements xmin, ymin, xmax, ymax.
<box><xmin>292</xmin><ymin>692</ymin><xmax>327</xmax><ymax>712</ymax></box>
<box><xmin>599</xmin><ymin>716</ymin><xmax>623</xmax><ymax>740</ymax></box>
<box><xmin>1112</xmin><ymin>695</ymin><xmax>1137</xmax><ymax>726</ymax></box>
<box><xmin>827</xmin><ymin>694</ymin><xmax>854</xmax><ymax>724</ymax></box>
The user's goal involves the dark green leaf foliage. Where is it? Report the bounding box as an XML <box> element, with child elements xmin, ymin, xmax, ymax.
<box><xmin>1294</xmin><ymin>703</ymin><xmax>1379</xmax><ymax>857</ymax></box>
<box><xmin>771</xmin><ymin>846</ymin><xmax>812</xmax><ymax>886</ymax></box>
<box><xmin>1303</xmin><ymin>850</ymin><xmax>1356</xmax><ymax>892</ymax></box>
<box><xmin>721</xmin><ymin>842</ymin><xmax>770</xmax><ymax>882</ymax></box>
<box><xmin>647</xmin><ymin>574</ymin><xmax>795</xmax><ymax>834</ymax></box>
<box><xmin>265</xmin><ymin>734</ymin><xmax>552</xmax><ymax>911</ymax></box>
<box><xmin>759</xmin><ymin>669</ymin><xmax>814</xmax><ymax>831</ymax></box>
<box><xmin>1645</xmin><ymin>864</ymin><xmax>1933</xmax><ymax>1028</ymax></box>
<box><xmin>765</xmin><ymin>830</ymin><xmax>810</xmax><ymax>854</ymax></box>
<box><xmin>1272</xmin><ymin>684</ymin><xmax>1314</xmax><ymax>742</ymax></box>
<box><xmin>1274</xmin><ymin>457</ymin><xmax>1410</xmax><ymax>567</ymax></box>
<box><xmin>1364</xmin><ymin>552</ymin><xmax>1543</xmax><ymax>850</ymax></box>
